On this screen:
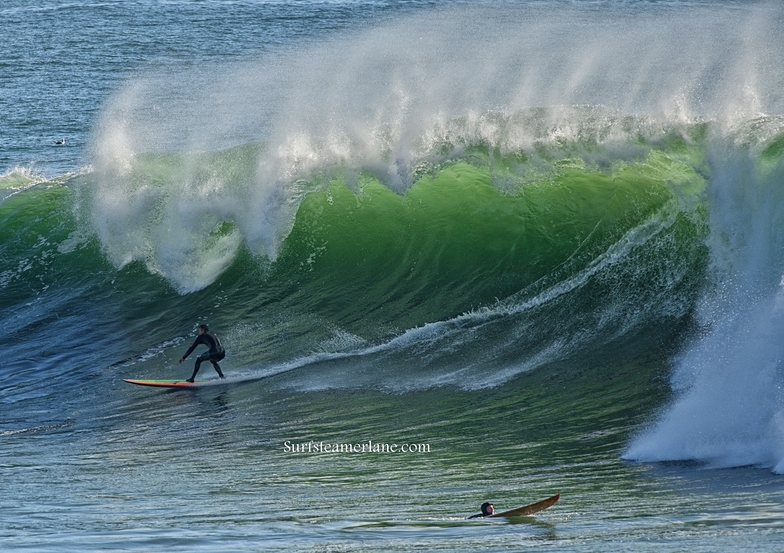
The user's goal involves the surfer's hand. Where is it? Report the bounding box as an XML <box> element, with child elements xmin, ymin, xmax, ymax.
<box><xmin>179</xmin><ymin>358</ymin><xmax>184</xmax><ymax>364</ymax></box>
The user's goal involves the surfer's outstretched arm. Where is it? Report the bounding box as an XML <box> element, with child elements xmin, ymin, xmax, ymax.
<box><xmin>179</xmin><ymin>334</ymin><xmax>206</xmax><ymax>363</ymax></box>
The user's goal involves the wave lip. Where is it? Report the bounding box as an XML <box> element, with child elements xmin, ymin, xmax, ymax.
<box><xmin>84</xmin><ymin>2</ymin><xmax>784</xmax><ymax>294</ymax></box>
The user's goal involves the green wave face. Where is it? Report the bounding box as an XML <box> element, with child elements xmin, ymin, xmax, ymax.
<box><xmin>0</xmin><ymin>119</ymin><xmax>717</xmax><ymax>389</ymax></box>
<box><xmin>0</xmin><ymin>184</ymin><xmax>86</xmax><ymax>306</ymax></box>
<box><xmin>273</xmin><ymin>144</ymin><xmax>708</xmax><ymax>341</ymax></box>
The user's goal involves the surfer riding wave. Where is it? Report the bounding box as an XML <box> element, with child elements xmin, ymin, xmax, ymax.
<box><xmin>179</xmin><ymin>324</ymin><xmax>226</xmax><ymax>382</ymax></box>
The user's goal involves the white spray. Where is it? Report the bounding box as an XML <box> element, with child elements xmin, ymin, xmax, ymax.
<box><xmin>625</xmin><ymin>120</ymin><xmax>784</xmax><ymax>472</ymax></box>
<box><xmin>85</xmin><ymin>3</ymin><xmax>784</xmax><ymax>294</ymax></box>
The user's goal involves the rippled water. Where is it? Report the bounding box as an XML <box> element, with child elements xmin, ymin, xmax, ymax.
<box><xmin>3</xmin><ymin>0</ymin><xmax>784</xmax><ymax>551</ymax></box>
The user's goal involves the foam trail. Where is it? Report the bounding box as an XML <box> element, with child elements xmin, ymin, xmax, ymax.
<box><xmin>625</xmin><ymin>128</ymin><xmax>784</xmax><ymax>472</ymax></box>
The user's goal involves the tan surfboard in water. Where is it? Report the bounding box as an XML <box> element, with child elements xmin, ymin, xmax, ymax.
<box><xmin>487</xmin><ymin>493</ymin><xmax>560</xmax><ymax>518</ymax></box>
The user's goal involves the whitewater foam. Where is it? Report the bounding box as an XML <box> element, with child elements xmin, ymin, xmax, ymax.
<box><xmin>625</xmin><ymin>129</ymin><xmax>784</xmax><ymax>473</ymax></box>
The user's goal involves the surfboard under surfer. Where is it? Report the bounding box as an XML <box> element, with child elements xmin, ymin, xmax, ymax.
<box><xmin>179</xmin><ymin>324</ymin><xmax>226</xmax><ymax>382</ymax></box>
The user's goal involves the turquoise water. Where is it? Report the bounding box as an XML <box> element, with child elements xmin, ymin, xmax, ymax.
<box><xmin>3</xmin><ymin>1</ymin><xmax>784</xmax><ymax>551</ymax></box>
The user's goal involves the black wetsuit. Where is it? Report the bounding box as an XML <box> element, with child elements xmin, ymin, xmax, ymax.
<box><xmin>183</xmin><ymin>331</ymin><xmax>225</xmax><ymax>380</ymax></box>
<box><xmin>468</xmin><ymin>503</ymin><xmax>494</xmax><ymax>519</ymax></box>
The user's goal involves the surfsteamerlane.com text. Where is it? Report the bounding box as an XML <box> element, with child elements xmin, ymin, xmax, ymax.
<box><xmin>283</xmin><ymin>440</ymin><xmax>431</xmax><ymax>454</ymax></box>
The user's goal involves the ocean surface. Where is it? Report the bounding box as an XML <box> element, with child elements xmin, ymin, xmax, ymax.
<box><xmin>3</xmin><ymin>0</ymin><xmax>784</xmax><ymax>550</ymax></box>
